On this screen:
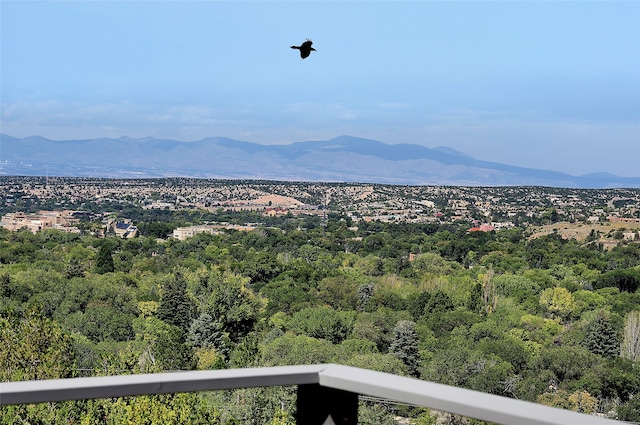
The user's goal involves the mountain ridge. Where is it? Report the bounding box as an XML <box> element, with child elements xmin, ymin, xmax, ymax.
<box><xmin>1</xmin><ymin>134</ymin><xmax>638</xmax><ymax>188</ymax></box>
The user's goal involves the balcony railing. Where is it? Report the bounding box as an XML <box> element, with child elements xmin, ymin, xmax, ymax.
<box><xmin>0</xmin><ymin>363</ymin><xmax>626</xmax><ymax>425</ymax></box>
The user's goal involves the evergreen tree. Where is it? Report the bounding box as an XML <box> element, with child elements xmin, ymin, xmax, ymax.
<box><xmin>188</xmin><ymin>313</ymin><xmax>227</xmax><ymax>355</ymax></box>
<box><xmin>407</xmin><ymin>291</ymin><xmax>431</xmax><ymax>320</ymax></box>
<box><xmin>157</xmin><ymin>270</ymin><xmax>195</xmax><ymax>332</ymax></box>
<box><xmin>94</xmin><ymin>243</ymin><xmax>114</xmax><ymax>274</ymax></box>
<box><xmin>583</xmin><ymin>311</ymin><xmax>620</xmax><ymax>358</ymax></box>
<box><xmin>154</xmin><ymin>325</ymin><xmax>197</xmax><ymax>371</ymax></box>
<box><xmin>389</xmin><ymin>320</ymin><xmax>420</xmax><ymax>377</ymax></box>
<box><xmin>356</xmin><ymin>282</ymin><xmax>375</xmax><ymax>312</ymax></box>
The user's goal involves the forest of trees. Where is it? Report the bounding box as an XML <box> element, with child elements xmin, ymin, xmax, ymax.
<box><xmin>1</xmin><ymin>210</ymin><xmax>639</xmax><ymax>424</ymax></box>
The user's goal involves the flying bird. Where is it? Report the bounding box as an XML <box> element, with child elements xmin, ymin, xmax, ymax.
<box><xmin>291</xmin><ymin>39</ymin><xmax>316</xmax><ymax>59</ymax></box>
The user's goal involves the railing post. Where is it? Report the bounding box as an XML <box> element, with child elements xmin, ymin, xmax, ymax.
<box><xmin>296</xmin><ymin>384</ymin><xmax>358</xmax><ymax>424</ymax></box>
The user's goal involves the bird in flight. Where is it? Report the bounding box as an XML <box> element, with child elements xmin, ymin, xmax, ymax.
<box><xmin>291</xmin><ymin>39</ymin><xmax>316</xmax><ymax>59</ymax></box>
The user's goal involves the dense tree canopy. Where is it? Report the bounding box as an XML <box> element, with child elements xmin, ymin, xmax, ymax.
<box><xmin>1</xmin><ymin>210</ymin><xmax>639</xmax><ymax>423</ymax></box>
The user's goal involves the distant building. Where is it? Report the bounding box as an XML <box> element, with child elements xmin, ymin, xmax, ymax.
<box><xmin>0</xmin><ymin>210</ymin><xmax>81</xmax><ymax>234</ymax></box>
<box><xmin>608</xmin><ymin>216</ymin><xmax>640</xmax><ymax>224</ymax></box>
<box><xmin>172</xmin><ymin>225</ymin><xmax>222</xmax><ymax>241</ymax></box>
<box><xmin>491</xmin><ymin>221</ymin><xmax>515</xmax><ymax>230</ymax></box>
<box><xmin>144</xmin><ymin>201</ymin><xmax>175</xmax><ymax>210</ymax></box>
<box><xmin>467</xmin><ymin>224</ymin><xmax>495</xmax><ymax>233</ymax></box>
<box><xmin>264</xmin><ymin>207</ymin><xmax>289</xmax><ymax>217</ymax></box>
<box><xmin>172</xmin><ymin>224</ymin><xmax>257</xmax><ymax>241</ymax></box>
<box><xmin>106</xmin><ymin>219</ymin><xmax>138</xmax><ymax>238</ymax></box>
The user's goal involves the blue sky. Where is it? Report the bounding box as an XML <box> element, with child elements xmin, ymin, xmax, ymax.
<box><xmin>2</xmin><ymin>0</ymin><xmax>639</xmax><ymax>177</ymax></box>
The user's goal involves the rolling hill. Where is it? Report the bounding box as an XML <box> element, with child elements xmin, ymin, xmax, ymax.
<box><xmin>1</xmin><ymin>134</ymin><xmax>638</xmax><ymax>188</ymax></box>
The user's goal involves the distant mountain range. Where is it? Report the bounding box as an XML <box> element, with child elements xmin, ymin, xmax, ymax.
<box><xmin>1</xmin><ymin>134</ymin><xmax>638</xmax><ymax>188</ymax></box>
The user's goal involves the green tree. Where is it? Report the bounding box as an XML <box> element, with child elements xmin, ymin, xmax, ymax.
<box><xmin>594</xmin><ymin>268</ymin><xmax>640</xmax><ymax>293</ymax></box>
<box><xmin>189</xmin><ymin>313</ymin><xmax>226</xmax><ymax>352</ymax></box>
<box><xmin>538</xmin><ymin>389</ymin><xmax>598</xmax><ymax>414</ymax></box>
<box><xmin>205</xmin><ymin>271</ymin><xmax>263</xmax><ymax>343</ymax></box>
<box><xmin>64</xmin><ymin>257</ymin><xmax>86</xmax><ymax>279</ymax></box>
<box><xmin>336</xmin><ymin>338</ymin><xmax>379</xmax><ymax>362</ymax></box>
<box><xmin>0</xmin><ymin>309</ymin><xmax>75</xmax><ymax>381</ymax></box>
<box><xmin>64</xmin><ymin>302</ymin><xmax>134</xmax><ymax>342</ymax></box>
<box><xmin>154</xmin><ymin>324</ymin><xmax>197</xmax><ymax>371</ymax></box>
<box><xmin>539</xmin><ymin>287</ymin><xmax>576</xmax><ymax>321</ymax></box>
<box><xmin>157</xmin><ymin>270</ymin><xmax>195</xmax><ymax>332</ymax></box>
<box><xmin>108</xmin><ymin>393</ymin><xmax>219</xmax><ymax>424</ymax></box>
<box><xmin>407</xmin><ymin>291</ymin><xmax>431</xmax><ymax>320</ymax></box>
<box><xmin>358</xmin><ymin>403</ymin><xmax>396</xmax><ymax>425</ymax></box>
<box><xmin>238</xmin><ymin>249</ymin><xmax>282</xmax><ymax>287</ymax></box>
<box><xmin>94</xmin><ymin>242</ymin><xmax>115</xmax><ymax>274</ymax></box>
<box><xmin>346</xmin><ymin>353</ymin><xmax>408</xmax><ymax>375</ymax></box>
<box><xmin>260</xmin><ymin>275</ymin><xmax>313</xmax><ymax>316</ymax></box>
<box><xmin>618</xmin><ymin>396</ymin><xmax>640</xmax><ymax>422</ymax></box>
<box><xmin>268</xmin><ymin>407</ymin><xmax>294</xmax><ymax>425</ymax></box>
<box><xmin>493</xmin><ymin>274</ymin><xmax>540</xmax><ymax>303</ymax></box>
<box><xmin>229</xmin><ymin>333</ymin><xmax>260</xmax><ymax>368</ymax></box>
<box><xmin>315</xmin><ymin>275</ymin><xmax>359</xmax><ymax>310</ymax></box>
<box><xmin>352</xmin><ymin>308</ymin><xmax>412</xmax><ymax>352</ymax></box>
<box><xmin>389</xmin><ymin>320</ymin><xmax>420</xmax><ymax>377</ymax></box>
<box><xmin>424</xmin><ymin>290</ymin><xmax>454</xmax><ymax>314</ymax></box>
<box><xmin>289</xmin><ymin>306</ymin><xmax>355</xmax><ymax>344</ymax></box>
<box><xmin>535</xmin><ymin>345</ymin><xmax>599</xmax><ymax>384</ymax></box>
<box><xmin>583</xmin><ymin>311</ymin><xmax>620</xmax><ymax>358</ymax></box>
<box><xmin>357</xmin><ymin>282</ymin><xmax>375</xmax><ymax>312</ymax></box>
<box><xmin>423</xmin><ymin>307</ymin><xmax>482</xmax><ymax>339</ymax></box>
<box><xmin>260</xmin><ymin>333</ymin><xmax>335</xmax><ymax>366</ymax></box>
<box><xmin>410</xmin><ymin>252</ymin><xmax>460</xmax><ymax>276</ymax></box>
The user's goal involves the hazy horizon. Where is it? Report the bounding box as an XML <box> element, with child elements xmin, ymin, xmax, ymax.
<box><xmin>2</xmin><ymin>1</ymin><xmax>639</xmax><ymax>177</ymax></box>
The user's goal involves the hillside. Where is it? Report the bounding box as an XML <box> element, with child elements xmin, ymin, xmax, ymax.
<box><xmin>2</xmin><ymin>134</ymin><xmax>639</xmax><ymax>188</ymax></box>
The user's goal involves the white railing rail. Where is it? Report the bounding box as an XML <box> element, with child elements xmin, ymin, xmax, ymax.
<box><xmin>0</xmin><ymin>364</ymin><xmax>626</xmax><ymax>425</ymax></box>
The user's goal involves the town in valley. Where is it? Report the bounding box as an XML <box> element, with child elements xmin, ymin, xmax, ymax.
<box><xmin>1</xmin><ymin>176</ymin><xmax>639</xmax><ymax>247</ymax></box>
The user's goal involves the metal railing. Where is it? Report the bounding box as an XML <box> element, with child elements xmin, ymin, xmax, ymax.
<box><xmin>0</xmin><ymin>363</ymin><xmax>626</xmax><ymax>425</ymax></box>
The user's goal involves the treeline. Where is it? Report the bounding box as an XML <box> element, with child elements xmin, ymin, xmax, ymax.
<box><xmin>1</xmin><ymin>213</ymin><xmax>639</xmax><ymax>424</ymax></box>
